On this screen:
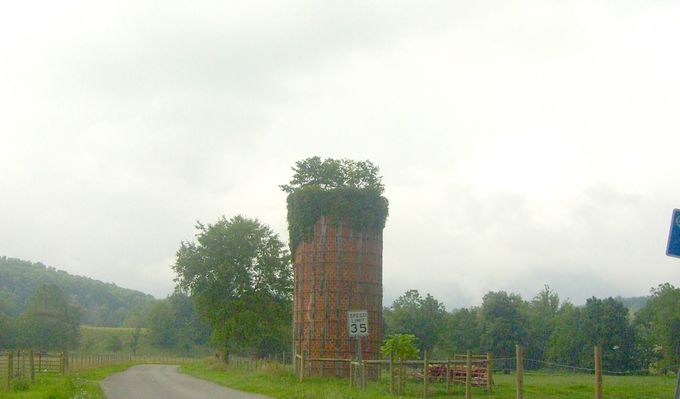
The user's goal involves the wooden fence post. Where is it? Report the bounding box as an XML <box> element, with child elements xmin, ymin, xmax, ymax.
<box><xmin>466</xmin><ymin>350</ymin><xmax>472</xmax><ymax>399</ymax></box>
<box><xmin>389</xmin><ymin>354</ymin><xmax>394</xmax><ymax>395</ymax></box>
<box><xmin>29</xmin><ymin>350</ymin><xmax>35</xmax><ymax>384</ymax></box>
<box><xmin>516</xmin><ymin>345</ymin><xmax>524</xmax><ymax>399</ymax></box>
<box><xmin>487</xmin><ymin>351</ymin><xmax>493</xmax><ymax>392</ymax></box>
<box><xmin>423</xmin><ymin>350</ymin><xmax>429</xmax><ymax>399</ymax></box>
<box><xmin>399</xmin><ymin>357</ymin><xmax>404</xmax><ymax>395</ymax></box>
<box><xmin>299</xmin><ymin>352</ymin><xmax>305</xmax><ymax>383</ymax></box>
<box><xmin>6</xmin><ymin>352</ymin><xmax>12</xmax><ymax>391</ymax></box>
<box><xmin>445</xmin><ymin>357</ymin><xmax>450</xmax><ymax>394</ymax></box>
<box><xmin>594</xmin><ymin>345</ymin><xmax>602</xmax><ymax>399</ymax></box>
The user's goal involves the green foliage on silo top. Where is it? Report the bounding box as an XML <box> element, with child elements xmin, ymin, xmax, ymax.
<box><xmin>282</xmin><ymin>157</ymin><xmax>389</xmax><ymax>252</ymax></box>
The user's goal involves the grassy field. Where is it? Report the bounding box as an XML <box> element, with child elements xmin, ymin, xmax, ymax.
<box><xmin>0</xmin><ymin>363</ymin><xmax>131</xmax><ymax>399</ymax></box>
<box><xmin>79</xmin><ymin>326</ymin><xmax>210</xmax><ymax>357</ymax></box>
<box><xmin>181</xmin><ymin>359</ymin><xmax>677</xmax><ymax>399</ymax></box>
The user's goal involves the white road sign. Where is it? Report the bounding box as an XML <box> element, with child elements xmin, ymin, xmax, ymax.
<box><xmin>348</xmin><ymin>310</ymin><xmax>369</xmax><ymax>337</ymax></box>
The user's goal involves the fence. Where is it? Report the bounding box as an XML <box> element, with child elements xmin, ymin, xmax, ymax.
<box><xmin>1</xmin><ymin>349</ymin><xmax>196</xmax><ymax>391</ymax></box>
<box><xmin>296</xmin><ymin>350</ymin><xmax>492</xmax><ymax>398</ymax></box>
<box><xmin>293</xmin><ymin>345</ymin><xmax>680</xmax><ymax>398</ymax></box>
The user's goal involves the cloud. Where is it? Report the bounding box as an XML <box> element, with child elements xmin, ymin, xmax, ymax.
<box><xmin>1</xmin><ymin>1</ymin><xmax>679</xmax><ymax>302</ymax></box>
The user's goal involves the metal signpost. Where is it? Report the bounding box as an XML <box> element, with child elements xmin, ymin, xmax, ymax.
<box><xmin>348</xmin><ymin>310</ymin><xmax>368</xmax><ymax>388</ymax></box>
<box><xmin>665</xmin><ymin>209</ymin><xmax>680</xmax><ymax>399</ymax></box>
<box><xmin>348</xmin><ymin>310</ymin><xmax>369</xmax><ymax>360</ymax></box>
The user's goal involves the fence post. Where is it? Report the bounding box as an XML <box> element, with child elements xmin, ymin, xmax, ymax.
<box><xmin>6</xmin><ymin>351</ymin><xmax>12</xmax><ymax>391</ymax></box>
<box><xmin>29</xmin><ymin>349</ymin><xmax>35</xmax><ymax>384</ymax></box>
<box><xmin>389</xmin><ymin>354</ymin><xmax>394</xmax><ymax>395</ymax></box>
<box><xmin>487</xmin><ymin>351</ymin><xmax>493</xmax><ymax>392</ymax></box>
<box><xmin>423</xmin><ymin>350</ymin><xmax>429</xmax><ymax>399</ymax></box>
<box><xmin>445</xmin><ymin>357</ymin><xmax>450</xmax><ymax>394</ymax></box>
<box><xmin>594</xmin><ymin>345</ymin><xmax>602</xmax><ymax>399</ymax></box>
<box><xmin>299</xmin><ymin>352</ymin><xmax>305</xmax><ymax>383</ymax></box>
<box><xmin>60</xmin><ymin>351</ymin><xmax>65</xmax><ymax>375</ymax></box>
<box><xmin>673</xmin><ymin>368</ymin><xmax>679</xmax><ymax>399</ymax></box>
<box><xmin>516</xmin><ymin>345</ymin><xmax>524</xmax><ymax>399</ymax></box>
<box><xmin>466</xmin><ymin>350</ymin><xmax>472</xmax><ymax>399</ymax></box>
<box><xmin>399</xmin><ymin>357</ymin><xmax>404</xmax><ymax>395</ymax></box>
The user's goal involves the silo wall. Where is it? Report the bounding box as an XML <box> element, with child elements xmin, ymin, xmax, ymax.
<box><xmin>293</xmin><ymin>216</ymin><xmax>383</xmax><ymax>377</ymax></box>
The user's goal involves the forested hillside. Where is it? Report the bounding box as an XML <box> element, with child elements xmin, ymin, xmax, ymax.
<box><xmin>0</xmin><ymin>256</ymin><xmax>156</xmax><ymax>326</ymax></box>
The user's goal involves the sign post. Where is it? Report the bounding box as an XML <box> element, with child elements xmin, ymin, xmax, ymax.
<box><xmin>666</xmin><ymin>209</ymin><xmax>680</xmax><ymax>258</ymax></box>
<box><xmin>348</xmin><ymin>310</ymin><xmax>369</xmax><ymax>385</ymax></box>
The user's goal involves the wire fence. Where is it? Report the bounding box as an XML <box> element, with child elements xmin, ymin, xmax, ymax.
<box><xmin>290</xmin><ymin>345</ymin><xmax>680</xmax><ymax>398</ymax></box>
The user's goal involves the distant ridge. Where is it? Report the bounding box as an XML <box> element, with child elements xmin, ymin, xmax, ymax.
<box><xmin>0</xmin><ymin>256</ymin><xmax>156</xmax><ymax>327</ymax></box>
<box><xmin>614</xmin><ymin>295</ymin><xmax>649</xmax><ymax>314</ymax></box>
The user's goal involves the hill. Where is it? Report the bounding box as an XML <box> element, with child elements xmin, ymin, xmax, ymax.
<box><xmin>614</xmin><ymin>295</ymin><xmax>649</xmax><ymax>314</ymax></box>
<box><xmin>0</xmin><ymin>256</ymin><xmax>157</xmax><ymax>327</ymax></box>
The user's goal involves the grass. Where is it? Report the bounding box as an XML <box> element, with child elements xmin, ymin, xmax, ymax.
<box><xmin>0</xmin><ymin>363</ymin><xmax>132</xmax><ymax>399</ymax></box>
<box><xmin>181</xmin><ymin>359</ymin><xmax>677</xmax><ymax>399</ymax></box>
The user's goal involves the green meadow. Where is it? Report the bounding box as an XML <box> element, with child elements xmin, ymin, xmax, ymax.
<box><xmin>181</xmin><ymin>359</ymin><xmax>676</xmax><ymax>399</ymax></box>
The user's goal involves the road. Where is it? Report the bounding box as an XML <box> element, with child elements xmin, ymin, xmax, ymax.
<box><xmin>101</xmin><ymin>364</ymin><xmax>273</xmax><ymax>399</ymax></box>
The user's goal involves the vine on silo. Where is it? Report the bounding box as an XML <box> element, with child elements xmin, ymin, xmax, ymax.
<box><xmin>282</xmin><ymin>157</ymin><xmax>389</xmax><ymax>253</ymax></box>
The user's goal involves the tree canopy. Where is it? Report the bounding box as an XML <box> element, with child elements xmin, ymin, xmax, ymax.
<box><xmin>282</xmin><ymin>157</ymin><xmax>389</xmax><ymax>252</ymax></box>
<box><xmin>16</xmin><ymin>284</ymin><xmax>81</xmax><ymax>350</ymax></box>
<box><xmin>172</xmin><ymin>215</ymin><xmax>292</xmax><ymax>361</ymax></box>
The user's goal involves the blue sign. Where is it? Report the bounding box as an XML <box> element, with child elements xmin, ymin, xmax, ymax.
<box><xmin>666</xmin><ymin>209</ymin><xmax>680</xmax><ymax>258</ymax></box>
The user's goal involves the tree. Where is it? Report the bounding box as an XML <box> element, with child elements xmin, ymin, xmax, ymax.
<box><xmin>129</xmin><ymin>327</ymin><xmax>141</xmax><ymax>355</ymax></box>
<box><xmin>0</xmin><ymin>305</ymin><xmax>14</xmax><ymax>348</ymax></box>
<box><xmin>381</xmin><ymin>334</ymin><xmax>419</xmax><ymax>361</ymax></box>
<box><xmin>16</xmin><ymin>284</ymin><xmax>81</xmax><ymax>349</ymax></box>
<box><xmin>385</xmin><ymin>290</ymin><xmax>446</xmax><ymax>353</ymax></box>
<box><xmin>280</xmin><ymin>156</ymin><xmax>384</xmax><ymax>194</ymax></box>
<box><xmin>581</xmin><ymin>297</ymin><xmax>638</xmax><ymax>371</ymax></box>
<box><xmin>173</xmin><ymin>215</ymin><xmax>292</xmax><ymax>362</ymax></box>
<box><xmin>105</xmin><ymin>335</ymin><xmax>123</xmax><ymax>352</ymax></box>
<box><xmin>479</xmin><ymin>291</ymin><xmax>528</xmax><ymax>358</ymax></box>
<box><xmin>439</xmin><ymin>307</ymin><xmax>481</xmax><ymax>355</ymax></box>
<box><xmin>634</xmin><ymin>283</ymin><xmax>680</xmax><ymax>371</ymax></box>
<box><xmin>526</xmin><ymin>286</ymin><xmax>560</xmax><ymax>362</ymax></box>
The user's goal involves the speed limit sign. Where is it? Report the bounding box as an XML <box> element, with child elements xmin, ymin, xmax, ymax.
<box><xmin>348</xmin><ymin>310</ymin><xmax>369</xmax><ymax>337</ymax></box>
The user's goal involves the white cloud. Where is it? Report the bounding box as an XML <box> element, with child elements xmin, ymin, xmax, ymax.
<box><xmin>1</xmin><ymin>0</ymin><xmax>679</xmax><ymax>303</ymax></box>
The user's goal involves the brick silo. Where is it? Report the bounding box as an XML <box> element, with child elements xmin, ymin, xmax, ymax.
<box><xmin>293</xmin><ymin>216</ymin><xmax>383</xmax><ymax>377</ymax></box>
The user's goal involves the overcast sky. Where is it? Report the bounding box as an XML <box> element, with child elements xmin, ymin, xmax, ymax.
<box><xmin>2</xmin><ymin>1</ymin><xmax>679</xmax><ymax>309</ymax></box>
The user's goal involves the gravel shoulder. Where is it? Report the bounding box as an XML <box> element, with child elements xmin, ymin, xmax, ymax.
<box><xmin>101</xmin><ymin>364</ymin><xmax>273</xmax><ymax>399</ymax></box>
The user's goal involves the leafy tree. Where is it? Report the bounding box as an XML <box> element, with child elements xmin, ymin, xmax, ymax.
<box><xmin>16</xmin><ymin>284</ymin><xmax>81</xmax><ymax>349</ymax></box>
<box><xmin>479</xmin><ymin>291</ymin><xmax>528</xmax><ymax>358</ymax></box>
<box><xmin>129</xmin><ymin>327</ymin><xmax>141</xmax><ymax>355</ymax></box>
<box><xmin>173</xmin><ymin>216</ymin><xmax>292</xmax><ymax>362</ymax></box>
<box><xmin>0</xmin><ymin>304</ymin><xmax>14</xmax><ymax>348</ymax></box>
<box><xmin>385</xmin><ymin>290</ymin><xmax>446</xmax><ymax>353</ymax></box>
<box><xmin>280</xmin><ymin>156</ymin><xmax>384</xmax><ymax>194</ymax></box>
<box><xmin>581</xmin><ymin>297</ymin><xmax>638</xmax><ymax>370</ymax></box>
<box><xmin>526</xmin><ymin>286</ymin><xmax>560</xmax><ymax>362</ymax></box>
<box><xmin>634</xmin><ymin>283</ymin><xmax>680</xmax><ymax>371</ymax></box>
<box><xmin>105</xmin><ymin>335</ymin><xmax>123</xmax><ymax>352</ymax></box>
<box><xmin>282</xmin><ymin>157</ymin><xmax>389</xmax><ymax>253</ymax></box>
<box><xmin>548</xmin><ymin>297</ymin><xmax>638</xmax><ymax>371</ymax></box>
<box><xmin>547</xmin><ymin>302</ymin><xmax>583</xmax><ymax>366</ymax></box>
<box><xmin>148</xmin><ymin>292</ymin><xmax>210</xmax><ymax>351</ymax></box>
<box><xmin>381</xmin><ymin>334</ymin><xmax>419</xmax><ymax>361</ymax></box>
<box><xmin>439</xmin><ymin>307</ymin><xmax>481</xmax><ymax>355</ymax></box>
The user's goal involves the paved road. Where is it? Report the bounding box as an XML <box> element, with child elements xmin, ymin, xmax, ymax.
<box><xmin>101</xmin><ymin>364</ymin><xmax>273</xmax><ymax>399</ymax></box>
